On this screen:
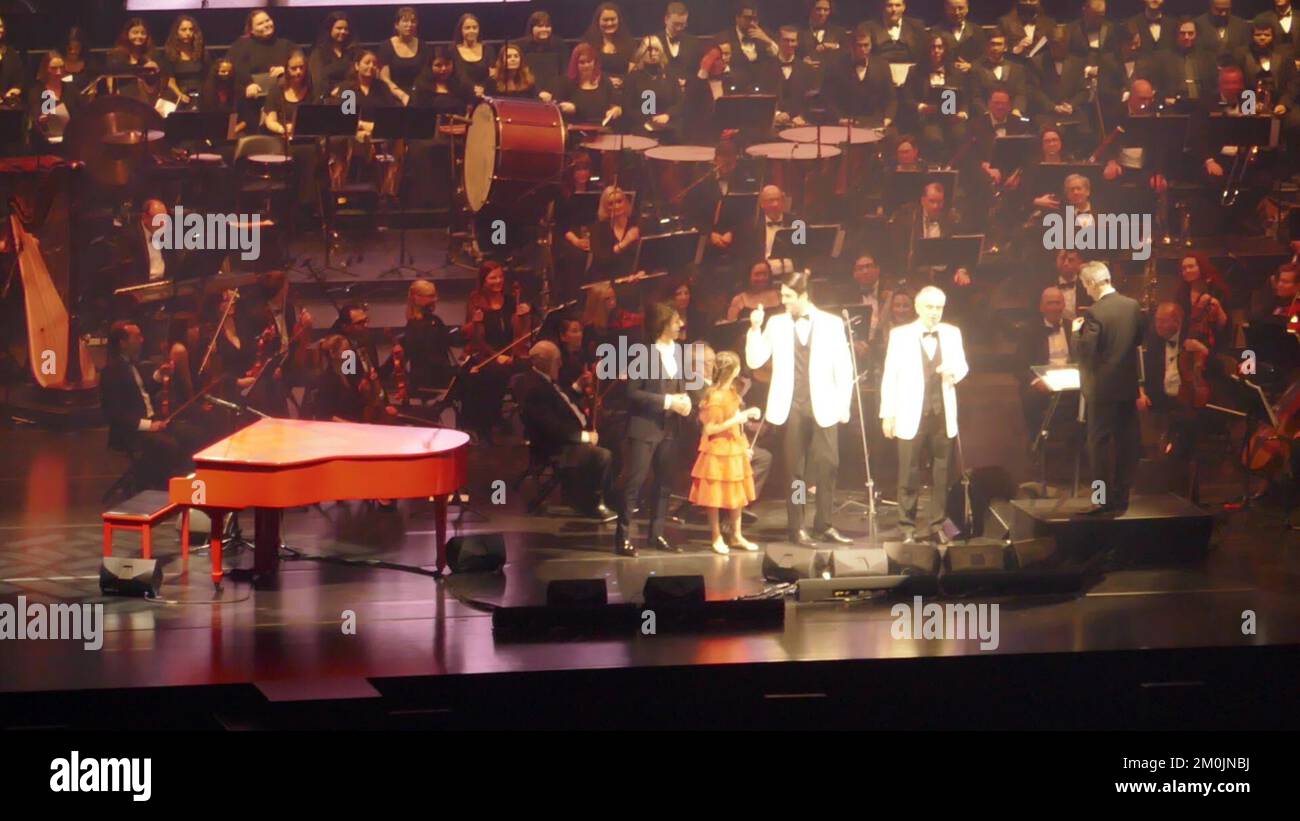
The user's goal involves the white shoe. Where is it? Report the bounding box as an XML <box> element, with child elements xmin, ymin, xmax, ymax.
<box><xmin>732</xmin><ymin>536</ymin><xmax>760</xmax><ymax>552</ymax></box>
<box><xmin>711</xmin><ymin>540</ymin><xmax>731</xmax><ymax>555</ymax></box>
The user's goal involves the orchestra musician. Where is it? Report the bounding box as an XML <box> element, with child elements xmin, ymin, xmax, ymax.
<box><xmin>227</xmin><ymin>9</ymin><xmax>294</xmax><ymax>131</ymax></box>
<box><xmin>517</xmin><ymin>340</ymin><xmax>616</xmax><ymax>521</ymax></box>
<box><xmin>768</xmin><ymin>26</ymin><xmax>817</xmax><ymax>127</ymax></box>
<box><xmin>403</xmin><ymin>279</ymin><xmax>462</xmax><ymax>397</ymax></box>
<box><xmin>936</xmin><ymin>0</ymin><xmax>987</xmax><ymax>69</ymax></box>
<box><xmin>1176</xmin><ymin>252</ymin><xmax>1231</xmax><ymax>352</ymax></box>
<box><xmin>864</xmin><ymin>0</ymin><xmax>928</xmax><ymax>63</ymax></box>
<box><xmin>747</xmin><ymin>270</ymin><xmax>855</xmax><ymax>546</ymax></box>
<box><xmin>517</xmin><ymin>11</ymin><xmax>565</xmax><ymax>98</ymax></box>
<box><xmin>1194</xmin><ymin>0</ymin><xmax>1251</xmax><ymax>56</ymax></box>
<box><xmin>100</xmin><ymin>321</ymin><xmax>204</xmax><ymax>489</ymax></box>
<box><xmin>759</xmin><ymin>184</ymin><xmax>800</xmax><ymax>268</ymax></box>
<box><xmin>686</xmin><ymin>139</ymin><xmax>758</xmax><ymax>285</ymax></box>
<box><xmin>410</xmin><ymin>46</ymin><xmax>469</xmax><ymax>114</ymax></box>
<box><xmin>450</xmin><ymin>13</ymin><xmax>494</xmax><ymax>98</ymax></box>
<box><xmin>1138</xmin><ymin>302</ymin><xmax>1211</xmax><ymax>459</ymax></box>
<box><xmin>235</xmin><ymin>268</ymin><xmax>313</xmax><ymax>417</ymax></box>
<box><xmin>28</xmin><ymin>52</ymin><xmax>78</xmax><ymax>152</ymax></box>
<box><xmin>263</xmin><ymin>50</ymin><xmax>322</xmax><ymax>214</ymax></box>
<box><xmin>660</xmin><ymin>2</ymin><xmax>704</xmax><ymax>87</ymax></box>
<box><xmin>378</xmin><ymin>7</ymin><xmax>425</xmax><ymax>105</ymax></box>
<box><xmin>1018</xmin><ymin>286</ymin><xmax>1077</xmax><ymax>443</ymax></box>
<box><xmin>583</xmin><ymin>2</ymin><xmax>637</xmax><ymax>90</ymax></box>
<box><xmin>727</xmin><ymin>261</ymin><xmax>781</xmax><ymax>322</ymax></box>
<box><xmin>823</xmin><ymin>24</ymin><xmax>897</xmax><ymax>128</ymax></box>
<box><xmin>1250</xmin><ymin>263</ymin><xmax>1299</xmax><ymax>325</ymax></box>
<box><xmin>1050</xmin><ymin>249</ymin><xmax>1095</xmax><ymax>320</ymax></box>
<box><xmin>307</xmin><ymin>12</ymin><xmax>356</xmax><ymax>101</ymax></box>
<box><xmin>588</xmin><ymin>185</ymin><xmax>640</xmax><ymax>283</ymax></box>
<box><xmin>891</xmin><ymin>181</ymin><xmax>971</xmax><ymax>289</ymax></box>
<box><xmin>558</xmin><ymin>43</ymin><xmax>622</xmax><ymax>128</ymax></box>
<box><xmin>160</xmin><ymin>15</ymin><xmax>209</xmax><ymax>106</ymax></box>
<box><xmin>463</xmin><ymin>261</ymin><xmax>531</xmax><ymax>443</ymax></box>
<box><xmin>624</xmin><ymin>36</ymin><xmax>683</xmax><ymax>136</ymax></box>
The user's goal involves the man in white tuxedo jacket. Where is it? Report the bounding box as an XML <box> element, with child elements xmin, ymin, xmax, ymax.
<box><xmin>879</xmin><ymin>286</ymin><xmax>969</xmax><ymax>542</ymax></box>
<box><xmin>747</xmin><ymin>270</ymin><xmax>855</xmax><ymax>546</ymax></box>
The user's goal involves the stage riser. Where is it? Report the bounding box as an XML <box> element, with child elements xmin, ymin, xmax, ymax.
<box><xmin>1010</xmin><ymin>496</ymin><xmax>1213</xmax><ymax>569</ymax></box>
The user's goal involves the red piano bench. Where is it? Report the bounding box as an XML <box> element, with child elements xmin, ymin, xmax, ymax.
<box><xmin>102</xmin><ymin>490</ymin><xmax>190</xmax><ymax>562</ymax></box>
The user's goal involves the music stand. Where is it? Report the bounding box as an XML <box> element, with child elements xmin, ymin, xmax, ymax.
<box><xmin>164</xmin><ymin>110</ymin><xmax>237</xmax><ymax>146</ymax></box>
<box><xmin>1207</xmin><ymin>113</ymin><xmax>1277</xmax><ymax>152</ymax></box>
<box><xmin>1122</xmin><ymin>114</ymin><xmax>1191</xmax><ymax>171</ymax></box>
<box><xmin>770</xmin><ymin>223</ymin><xmax>844</xmax><ymax>267</ymax></box>
<box><xmin>1029</xmin><ymin>364</ymin><xmax>1083</xmax><ymax>498</ymax></box>
<box><xmin>913</xmin><ymin>234</ymin><xmax>984</xmax><ymax>271</ymax></box>
<box><xmin>885</xmin><ymin>169</ymin><xmax>959</xmax><ymax>214</ymax></box>
<box><xmin>717</xmin><ymin>192</ymin><xmax>759</xmax><ymax>231</ymax></box>
<box><xmin>991</xmin><ymin>135</ymin><xmax>1037</xmax><ymax>176</ymax></box>
<box><xmin>292</xmin><ymin>104</ymin><xmax>360</xmax><ymax>274</ymax></box>
<box><xmin>0</xmin><ymin>108</ymin><xmax>25</xmax><ymax>148</ymax></box>
<box><xmin>705</xmin><ymin>317</ymin><xmax>749</xmax><ymax>352</ymax></box>
<box><xmin>371</xmin><ymin>106</ymin><xmax>442</xmax><ymax>279</ymax></box>
<box><xmin>634</xmin><ymin>229</ymin><xmax>703</xmax><ymax>274</ymax></box>
<box><xmin>715</xmin><ymin>94</ymin><xmax>777</xmax><ymax>140</ymax></box>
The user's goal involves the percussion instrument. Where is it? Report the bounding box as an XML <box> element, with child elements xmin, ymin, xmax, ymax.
<box><xmin>247</xmin><ymin>153</ymin><xmax>290</xmax><ymax>170</ymax></box>
<box><xmin>63</xmin><ymin>95</ymin><xmax>167</xmax><ymax>187</ymax></box>
<box><xmin>745</xmin><ymin>142</ymin><xmax>842</xmax><ymax>215</ymax></box>
<box><xmin>581</xmin><ymin>133</ymin><xmax>658</xmax><ymax>192</ymax></box>
<box><xmin>645</xmin><ymin>144</ymin><xmax>715</xmax><ymax>207</ymax></box>
<box><xmin>464</xmin><ymin>97</ymin><xmax>566</xmax><ymax>217</ymax></box>
<box><xmin>779</xmin><ymin>125</ymin><xmax>883</xmax><ymax>205</ymax></box>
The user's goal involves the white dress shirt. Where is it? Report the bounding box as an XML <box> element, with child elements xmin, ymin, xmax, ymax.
<box><xmin>1163</xmin><ymin>338</ymin><xmax>1181</xmax><ymax>397</ymax></box>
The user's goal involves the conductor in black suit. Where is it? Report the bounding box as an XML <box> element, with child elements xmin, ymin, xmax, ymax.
<box><xmin>99</xmin><ymin>321</ymin><xmax>202</xmax><ymax>489</ymax></box>
<box><xmin>517</xmin><ymin>341</ymin><xmax>615</xmax><ymax>521</ymax></box>
<box><xmin>613</xmin><ymin>303</ymin><xmax>695</xmax><ymax>556</ymax></box>
<box><xmin>1071</xmin><ymin>262</ymin><xmax>1145</xmax><ymax>514</ymax></box>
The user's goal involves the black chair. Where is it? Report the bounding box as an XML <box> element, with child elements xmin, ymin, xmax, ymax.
<box><xmin>513</xmin><ymin>445</ymin><xmax>563</xmax><ymax>515</ymax></box>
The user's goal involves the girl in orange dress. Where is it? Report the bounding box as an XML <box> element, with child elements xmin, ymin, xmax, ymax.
<box><xmin>689</xmin><ymin>351</ymin><xmax>760</xmax><ymax>555</ymax></box>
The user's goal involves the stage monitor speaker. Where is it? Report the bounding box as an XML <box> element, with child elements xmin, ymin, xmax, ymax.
<box><xmin>447</xmin><ymin>534</ymin><xmax>506</xmax><ymax>573</ymax></box>
<box><xmin>884</xmin><ymin>541</ymin><xmax>940</xmax><ymax>575</ymax></box>
<box><xmin>831</xmin><ymin>548</ymin><xmax>888</xmax><ymax>577</ymax></box>
<box><xmin>944</xmin><ymin>466</ymin><xmax>1016</xmax><ymax>539</ymax></box>
<box><xmin>643</xmin><ymin>575</ymin><xmax>706</xmax><ymax>608</ymax></box>
<box><xmin>943</xmin><ymin>538</ymin><xmax>1010</xmax><ymax>572</ymax></box>
<box><xmin>763</xmin><ymin>545</ymin><xmax>832</xmax><ymax>582</ymax></box>
<box><xmin>1009</xmin><ymin>536</ymin><xmax>1062</xmax><ymax>570</ymax></box>
<box><xmin>546</xmin><ymin>579</ymin><xmax>608</xmax><ymax>608</ymax></box>
<box><xmin>99</xmin><ymin>557</ymin><xmax>162</xmax><ymax>598</ymax></box>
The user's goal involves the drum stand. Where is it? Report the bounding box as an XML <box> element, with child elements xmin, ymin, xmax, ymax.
<box><xmin>443</xmin><ymin>117</ymin><xmax>482</xmax><ymax>270</ymax></box>
<box><xmin>380</xmin><ymin>137</ymin><xmax>435</xmax><ymax>280</ymax></box>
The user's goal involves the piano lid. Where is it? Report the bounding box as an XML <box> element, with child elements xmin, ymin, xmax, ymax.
<box><xmin>193</xmin><ymin>418</ymin><xmax>470</xmax><ymax>469</ymax></box>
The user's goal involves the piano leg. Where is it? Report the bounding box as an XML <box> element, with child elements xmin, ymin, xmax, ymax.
<box><xmin>434</xmin><ymin>494</ymin><xmax>449</xmax><ymax>573</ymax></box>
<box><xmin>209</xmin><ymin>509</ymin><xmax>225</xmax><ymax>589</ymax></box>
<box><xmin>254</xmin><ymin>507</ymin><xmax>282</xmax><ymax>580</ymax></box>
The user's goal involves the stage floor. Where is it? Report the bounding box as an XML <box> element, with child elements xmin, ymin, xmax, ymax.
<box><xmin>1</xmin><ymin>424</ymin><xmax>1298</xmax><ymax>704</ymax></box>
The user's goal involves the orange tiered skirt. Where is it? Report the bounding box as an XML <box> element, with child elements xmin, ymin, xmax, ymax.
<box><xmin>688</xmin><ymin>390</ymin><xmax>756</xmax><ymax>510</ymax></box>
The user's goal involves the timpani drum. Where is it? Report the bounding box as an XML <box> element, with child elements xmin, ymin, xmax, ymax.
<box><xmin>582</xmin><ymin>133</ymin><xmax>658</xmax><ymax>190</ymax></box>
<box><xmin>464</xmin><ymin>97</ymin><xmax>566</xmax><ymax>216</ymax></box>
<box><xmin>645</xmin><ymin>144</ymin><xmax>715</xmax><ymax>207</ymax></box>
<box><xmin>745</xmin><ymin>142</ymin><xmax>842</xmax><ymax>215</ymax></box>
<box><xmin>779</xmin><ymin>125</ymin><xmax>884</xmax><ymax>200</ymax></box>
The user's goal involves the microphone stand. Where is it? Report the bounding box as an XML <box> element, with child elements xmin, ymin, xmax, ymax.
<box><xmin>834</xmin><ymin>308</ymin><xmax>879</xmax><ymax>536</ymax></box>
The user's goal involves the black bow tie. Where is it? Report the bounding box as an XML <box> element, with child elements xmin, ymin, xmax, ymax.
<box><xmin>767</xmin><ymin>219</ymin><xmax>784</xmax><ymax>226</ymax></box>
<box><xmin>1166</xmin><ymin>338</ymin><xmax>1178</xmax><ymax>348</ymax></box>
<box><xmin>922</xmin><ymin>330</ymin><xmax>938</xmax><ymax>339</ymax></box>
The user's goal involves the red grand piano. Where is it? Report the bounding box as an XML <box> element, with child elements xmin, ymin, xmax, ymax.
<box><xmin>169</xmin><ymin>419</ymin><xmax>470</xmax><ymax>587</ymax></box>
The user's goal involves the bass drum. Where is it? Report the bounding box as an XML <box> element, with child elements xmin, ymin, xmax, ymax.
<box><xmin>464</xmin><ymin>97</ymin><xmax>566</xmax><ymax>218</ymax></box>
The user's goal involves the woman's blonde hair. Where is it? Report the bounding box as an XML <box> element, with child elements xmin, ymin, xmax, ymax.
<box><xmin>712</xmin><ymin>350</ymin><xmax>741</xmax><ymax>389</ymax></box>
<box><xmin>582</xmin><ymin>282</ymin><xmax>615</xmax><ymax>329</ymax></box>
<box><xmin>406</xmin><ymin>279</ymin><xmax>436</xmax><ymax>322</ymax></box>
<box><xmin>596</xmin><ymin>185</ymin><xmax>629</xmax><ymax>221</ymax></box>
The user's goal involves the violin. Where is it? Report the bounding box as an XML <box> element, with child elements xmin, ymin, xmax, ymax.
<box><xmin>1176</xmin><ymin>344</ymin><xmax>1210</xmax><ymax>409</ymax></box>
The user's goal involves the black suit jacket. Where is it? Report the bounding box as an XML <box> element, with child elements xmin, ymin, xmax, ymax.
<box><xmin>1140</xmin><ymin>332</ymin><xmax>1184</xmax><ymax>413</ymax></box>
<box><xmin>970</xmin><ymin>58</ymin><xmax>1031</xmax><ymax>115</ymax></box>
<box><xmin>1232</xmin><ymin>45</ymin><xmax>1300</xmax><ymax>106</ymax></box>
<box><xmin>864</xmin><ymin>17</ymin><xmax>928</xmax><ymax>63</ymax></box>
<box><xmin>1017</xmin><ymin>318</ymin><xmax>1075</xmax><ymax>393</ymax></box>
<box><xmin>998</xmin><ymin>11</ymin><xmax>1057</xmax><ymax>61</ymax></box>
<box><xmin>1194</xmin><ymin>13</ymin><xmax>1251</xmax><ymax>56</ymax></box>
<box><xmin>755</xmin><ymin>57</ymin><xmax>819</xmax><ymax>117</ymax></box>
<box><xmin>823</xmin><ymin>58</ymin><xmax>897</xmax><ymax>123</ymax></box>
<box><xmin>901</xmin><ymin>61</ymin><xmax>968</xmax><ymax>127</ymax></box>
<box><xmin>933</xmin><ymin>22</ymin><xmax>988</xmax><ymax>64</ymax></box>
<box><xmin>1072</xmin><ymin>290</ymin><xmax>1145</xmax><ymax>403</ymax></box>
<box><xmin>625</xmin><ymin>345</ymin><xmax>686</xmax><ymax>443</ymax></box>
<box><xmin>1157</xmin><ymin>48</ymin><xmax>1220</xmax><ymax>105</ymax></box>
<box><xmin>517</xmin><ymin>368</ymin><xmax>589</xmax><ymax>463</ymax></box>
<box><xmin>799</xmin><ymin>24</ymin><xmax>851</xmax><ymax>63</ymax></box>
<box><xmin>1066</xmin><ymin>20</ymin><xmax>1116</xmax><ymax>58</ymax></box>
<box><xmin>100</xmin><ymin>356</ymin><xmax>155</xmax><ymax>451</ymax></box>
<box><xmin>1259</xmin><ymin>10</ymin><xmax>1300</xmax><ymax>52</ymax></box>
<box><xmin>661</xmin><ymin>31</ymin><xmax>704</xmax><ymax>84</ymax></box>
<box><xmin>1128</xmin><ymin>14</ymin><xmax>1178</xmax><ymax>53</ymax></box>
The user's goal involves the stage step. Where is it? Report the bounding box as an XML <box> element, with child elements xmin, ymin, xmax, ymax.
<box><xmin>1010</xmin><ymin>494</ymin><xmax>1215</xmax><ymax>569</ymax></box>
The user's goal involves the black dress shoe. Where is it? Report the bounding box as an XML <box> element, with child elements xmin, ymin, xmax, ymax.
<box><xmin>651</xmin><ymin>535</ymin><xmax>683</xmax><ymax>553</ymax></box>
<box><xmin>614</xmin><ymin>538</ymin><xmax>637</xmax><ymax>557</ymax></box>
<box><xmin>789</xmin><ymin>529</ymin><xmax>817</xmax><ymax>547</ymax></box>
<box><xmin>815</xmin><ymin>526</ymin><xmax>853</xmax><ymax>545</ymax></box>
<box><xmin>583</xmin><ymin>504</ymin><xmax>617</xmax><ymax>523</ymax></box>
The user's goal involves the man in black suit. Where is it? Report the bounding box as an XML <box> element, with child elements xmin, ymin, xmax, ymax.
<box><xmin>1233</xmin><ymin>20</ymin><xmax>1299</xmax><ymax>102</ymax></box>
<box><xmin>1112</xmin><ymin>22</ymin><xmax>1175</xmax><ymax>101</ymax></box>
<box><xmin>1067</xmin><ymin>0</ymin><xmax>1116</xmax><ymax>58</ymax></box>
<box><xmin>99</xmin><ymin>321</ymin><xmax>201</xmax><ymax>489</ymax></box>
<box><xmin>686</xmin><ymin>139</ymin><xmax>760</xmax><ymax>285</ymax></box>
<box><xmin>1071</xmin><ymin>261</ymin><xmax>1145</xmax><ymax>514</ymax></box>
<box><xmin>1052</xmin><ymin>249</ymin><xmax>1095</xmax><ymax>320</ymax></box>
<box><xmin>799</xmin><ymin>0</ymin><xmax>850</xmax><ymax>67</ymax></box>
<box><xmin>518</xmin><ymin>341</ymin><xmax>615</xmax><ymax>521</ymax></box>
<box><xmin>763</xmin><ymin>26</ymin><xmax>819</xmax><ymax>126</ymax></box>
<box><xmin>1130</xmin><ymin>0</ymin><xmax>1178</xmax><ymax>53</ymax></box>
<box><xmin>118</xmin><ymin>199</ymin><xmax>190</xmax><ymax>288</ymax></box>
<box><xmin>1259</xmin><ymin>0</ymin><xmax>1300</xmax><ymax>52</ymax></box>
<box><xmin>935</xmin><ymin>0</ymin><xmax>987</xmax><ymax>67</ymax></box>
<box><xmin>1000</xmin><ymin>0</ymin><xmax>1057</xmax><ymax>64</ymax></box>
<box><xmin>715</xmin><ymin>1</ymin><xmax>779</xmax><ymax>92</ymax></box>
<box><xmin>890</xmin><ymin>181</ymin><xmax>971</xmax><ymax>290</ymax></box>
<box><xmin>1137</xmin><ymin>302</ymin><xmax>1210</xmax><ymax>459</ymax></box>
<box><xmin>613</xmin><ymin>303</ymin><xmax>695</xmax><ymax>555</ymax></box>
<box><xmin>1195</xmin><ymin>0</ymin><xmax>1251</xmax><ymax>56</ymax></box>
<box><xmin>758</xmin><ymin>184</ymin><xmax>801</xmax><ymax>267</ymax></box>
<box><xmin>1018</xmin><ymin>286</ymin><xmax>1077</xmax><ymax>443</ymax></box>
<box><xmin>864</xmin><ymin>0</ymin><xmax>928</xmax><ymax>63</ymax></box>
<box><xmin>824</xmin><ymin>24</ymin><xmax>897</xmax><ymax>127</ymax></box>
<box><xmin>661</xmin><ymin>2</ymin><xmax>704</xmax><ymax>88</ymax></box>
<box><xmin>1158</xmin><ymin>19</ymin><xmax>1219</xmax><ymax>108</ymax></box>
<box><xmin>970</xmin><ymin>33</ymin><xmax>1032</xmax><ymax>117</ymax></box>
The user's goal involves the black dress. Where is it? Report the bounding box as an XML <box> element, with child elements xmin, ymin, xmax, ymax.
<box><xmin>588</xmin><ymin>219</ymin><xmax>638</xmax><ymax>281</ymax></box>
<box><xmin>160</xmin><ymin>51</ymin><xmax>208</xmax><ymax>99</ymax></box>
<box><xmin>403</xmin><ymin>312</ymin><xmax>460</xmax><ymax>391</ymax></box>
<box><xmin>518</xmin><ymin>39</ymin><xmax>565</xmax><ymax>96</ymax></box>
<box><xmin>452</xmin><ymin>44</ymin><xmax>495</xmax><ymax>92</ymax></box>
<box><xmin>559</xmin><ymin>77</ymin><xmax>616</xmax><ymax>126</ymax></box>
<box><xmin>377</xmin><ymin>38</ymin><xmax>427</xmax><ymax>95</ymax></box>
<box><xmin>308</xmin><ymin>45</ymin><xmax>355</xmax><ymax>99</ymax></box>
<box><xmin>623</xmin><ymin>67</ymin><xmax>682</xmax><ymax>134</ymax></box>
